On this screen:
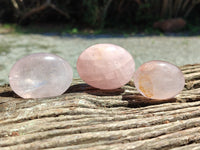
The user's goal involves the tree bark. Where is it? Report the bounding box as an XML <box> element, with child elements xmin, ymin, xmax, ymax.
<box><xmin>0</xmin><ymin>64</ymin><xmax>200</xmax><ymax>150</ymax></box>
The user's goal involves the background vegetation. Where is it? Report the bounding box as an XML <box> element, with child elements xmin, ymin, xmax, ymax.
<box><xmin>1</xmin><ymin>0</ymin><xmax>200</xmax><ymax>33</ymax></box>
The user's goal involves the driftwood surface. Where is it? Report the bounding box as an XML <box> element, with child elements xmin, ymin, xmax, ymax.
<box><xmin>0</xmin><ymin>64</ymin><xmax>200</xmax><ymax>150</ymax></box>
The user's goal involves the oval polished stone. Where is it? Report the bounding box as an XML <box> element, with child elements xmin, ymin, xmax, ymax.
<box><xmin>77</xmin><ymin>44</ymin><xmax>135</xmax><ymax>89</ymax></box>
<box><xmin>9</xmin><ymin>53</ymin><xmax>73</xmax><ymax>99</ymax></box>
<box><xmin>133</xmin><ymin>60</ymin><xmax>185</xmax><ymax>100</ymax></box>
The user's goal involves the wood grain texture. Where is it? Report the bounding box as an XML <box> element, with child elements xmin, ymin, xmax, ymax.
<box><xmin>0</xmin><ymin>64</ymin><xmax>200</xmax><ymax>150</ymax></box>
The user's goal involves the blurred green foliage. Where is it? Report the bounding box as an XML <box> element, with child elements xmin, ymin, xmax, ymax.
<box><xmin>0</xmin><ymin>0</ymin><xmax>200</xmax><ymax>32</ymax></box>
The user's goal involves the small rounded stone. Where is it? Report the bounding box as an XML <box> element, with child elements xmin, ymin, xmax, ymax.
<box><xmin>9</xmin><ymin>53</ymin><xmax>73</xmax><ymax>99</ymax></box>
<box><xmin>133</xmin><ymin>60</ymin><xmax>185</xmax><ymax>100</ymax></box>
<box><xmin>77</xmin><ymin>43</ymin><xmax>135</xmax><ymax>89</ymax></box>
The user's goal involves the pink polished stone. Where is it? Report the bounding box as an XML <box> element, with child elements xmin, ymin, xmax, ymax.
<box><xmin>133</xmin><ymin>60</ymin><xmax>185</xmax><ymax>100</ymax></box>
<box><xmin>9</xmin><ymin>53</ymin><xmax>73</xmax><ymax>99</ymax></box>
<box><xmin>77</xmin><ymin>44</ymin><xmax>135</xmax><ymax>89</ymax></box>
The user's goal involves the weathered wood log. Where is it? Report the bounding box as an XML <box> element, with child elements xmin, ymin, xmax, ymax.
<box><xmin>0</xmin><ymin>64</ymin><xmax>200</xmax><ymax>150</ymax></box>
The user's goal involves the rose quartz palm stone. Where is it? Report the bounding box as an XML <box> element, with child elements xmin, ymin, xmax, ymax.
<box><xmin>133</xmin><ymin>60</ymin><xmax>185</xmax><ymax>100</ymax></box>
<box><xmin>77</xmin><ymin>44</ymin><xmax>135</xmax><ymax>89</ymax></box>
<box><xmin>9</xmin><ymin>53</ymin><xmax>73</xmax><ymax>99</ymax></box>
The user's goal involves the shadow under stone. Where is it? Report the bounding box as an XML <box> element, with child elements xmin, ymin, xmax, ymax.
<box><xmin>66</xmin><ymin>83</ymin><xmax>125</xmax><ymax>96</ymax></box>
<box><xmin>86</xmin><ymin>88</ymin><xmax>125</xmax><ymax>96</ymax></box>
<box><xmin>0</xmin><ymin>91</ymin><xmax>20</xmax><ymax>98</ymax></box>
<box><xmin>65</xmin><ymin>83</ymin><xmax>94</xmax><ymax>93</ymax></box>
<box><xmin>122</xmin><ymin>93</ymin><xmax>176</xmax><ymax>108</ymax></box>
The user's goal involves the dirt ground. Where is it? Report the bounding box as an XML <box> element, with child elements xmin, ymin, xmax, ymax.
<box><xmin>0</xmin><ymin>33</ymin><xmax>200</xmax><ymax>85</ymax></box>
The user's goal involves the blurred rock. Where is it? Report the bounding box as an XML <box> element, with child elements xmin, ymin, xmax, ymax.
<box><xmin>153</xmin><ymin>18</ymin><xmax>186</xmax><ymax>32</ymax></box>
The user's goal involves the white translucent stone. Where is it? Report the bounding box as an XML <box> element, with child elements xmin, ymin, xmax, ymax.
<box><xmin>9</xmin><ymin>53</ymin><xmax>73</xmax><ymax>98</ymax></box>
